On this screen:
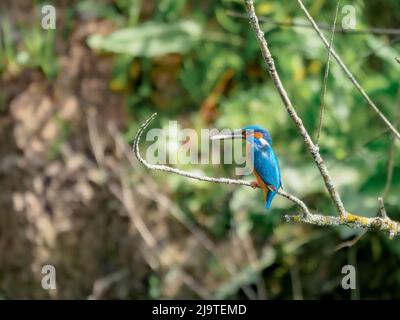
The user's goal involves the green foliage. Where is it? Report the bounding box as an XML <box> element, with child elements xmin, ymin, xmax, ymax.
<box><xmin>0</xmin><ymin>11</ymin><xmax>58</xmax><ymax>79</ymax></box>
<box><xmin>148</xmin><ymin>274</ymin><xmax>161</xmax><ymax>299</ymax></box>
<box><xmin>87</xmin><ymin>20</ymin><xmax>202</xmax><ymax>57</ymax></box>
<box><xmin>22</xmin><ymin>27</ymin><xmax>58</xmax><ymax>79</ymax></box>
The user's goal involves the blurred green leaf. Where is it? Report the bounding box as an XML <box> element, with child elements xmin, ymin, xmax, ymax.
<box><xmin>87</xmin><ymin>20</ymin><xmax>202</xmax><ymax>57</ymax></box>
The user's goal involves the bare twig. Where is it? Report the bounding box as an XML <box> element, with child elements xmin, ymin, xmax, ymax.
<box><xmin>226</xmin><ymin>10</ymin><xmax>400</xmax><ymax>36</ymax></box>
<box><xmin>297</xmin><ymin>0</ymin><xmax>400</xmax><ymax>140</ymax></box>
<box><xmin>87</xmin><ymin>109</ymin><xmax>105</xmax><ymax>165</ymax></box>
<box><xmin>315</xmin><ymin>0</ymin><xmax>339</xmax><ymax>145</ymax></box>
<box><xmin>120</xmin><ymin>172</ymin><xmax>158</xmax><ymax>250</ymax></box>
<box><xmin>383</xmin><ymin>88</ymin><xmax>400</xmax><ymax>197</ymax></box>
<box><xmin>88</xmin><ymin>269</ymin><xmax>129</xmax><ymax>300</ymax></box>
<box><xmin>244</xmin><ymin>0</ymin><xmax>346</xmax><ymax>217</ymax></box>
<box><xmin>133</xmin><ymin>113</ymin><xmax>400</xmax><ymax>237</ymax></box>
<box><xmin>384</xmin><ymin>134</ymin><xmax>396</xmax><ymax>197</ymax></box>
<box><xmin>180</xmin><ymin>272</ymin><xmax>211</xmax><ymax>299</ymax></box>
<box><xmin>378</xmin><ymin>197</ymin><xmax>388</xmax><ymax>219</ymax></box>
<box><xmin>334</xmin><ymin>231</ymin><xmax>367</xmax><ymax>251</ymax></box>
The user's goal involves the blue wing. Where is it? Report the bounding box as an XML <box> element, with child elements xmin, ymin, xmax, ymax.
<box><xmin>249</xmin><ymin>143</ymin><xmax>281</xmax><ymax>209</ymax></box>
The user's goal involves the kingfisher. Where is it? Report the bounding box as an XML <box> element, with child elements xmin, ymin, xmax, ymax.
<box><xmin>211</xmin><ymin>126</ymin><xmax>281</xmax><ymax>209</ymax></box>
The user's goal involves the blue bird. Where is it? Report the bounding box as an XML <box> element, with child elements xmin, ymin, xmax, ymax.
<box><xmin>211</xmin><ymin>126</ymin><xmax>282</xmax><ymax>209</ymax></box>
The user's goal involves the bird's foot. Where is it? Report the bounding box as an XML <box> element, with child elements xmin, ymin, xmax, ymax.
<box><xmin>250</xmin><ymin>181</ymin><xmax>260</xmax><ymax>189</ymax></box>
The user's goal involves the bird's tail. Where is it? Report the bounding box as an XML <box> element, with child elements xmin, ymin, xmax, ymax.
<box><xmin>265</xmin><ymin>189</ymin><xmax>277</xmax><ymax>209</ymax></box>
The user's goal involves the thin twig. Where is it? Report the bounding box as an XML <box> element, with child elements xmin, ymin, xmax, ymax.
<box><xmin>384</xmin><ymin>134</ymin><xmax>396</xmax><ymax>197</ymax></box>
<box><xmin>226</xmin><ymin>10</ymin><xmax>400</xmax><ymax>36</ymax></box>
<box><xmin>315</xmin><ymin>0</ymin><xmax>340</xmax><ymax>145</ymax></box>
<box><xmin>87</xmin><ymin>109</ymin><xmax>105</xmax><ymax>165</ymax></box>
<box><xmin>88</xmin><ymin>269</ymin><xmax>130</xmax><ymax>300</ymax></box>
<box><xmin>180</xmin><ymin>272</ymin><xmax>211</xmax><ymax>299</ymax></box>
<box><xmin>378</xmin><ymin>197</ymin><xmax>388</xmax><ymax>219</ymax></box>
<box><xmin>334</xmin><ymin>230</ymin><xmax>367</xmax><ymax>251</ymax></box>
<box><xmin>383</xmin><ymin>88</ymin><xmax>400</xmax><ymax>197</ymax></box>
<box><xmin>296</xmin><ymin>0</ymin><xmax>400</xmax><ymax>140</ymax></box>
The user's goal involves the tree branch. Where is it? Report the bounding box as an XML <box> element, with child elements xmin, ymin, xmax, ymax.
<box><xmin>296</xmin><ymin>0</ymin><xmax>400</xmax><ymax>140</ymax></box>
<box><xmin>133</xmin><ymin>113</ymin><xmax>253</xmax><ymax>187</ymax></box>
<box><xmin>285</xmin><ymin>210</ymin><xmax>399</xmax><ymax>239</ymax></box>
<box><xmin>133</xmin><ymin>113</ymin><xmax>400</xmax><ymax>237</ymax></box>
<box><xmin>315</xmin><ymin>0</ymin><xmax>339</xmax><ymax>145</ymax></box>
<box><xmin>226</xmin><ymin>10</ymin><xmax>400</xmax><ymax>36</ymax></box>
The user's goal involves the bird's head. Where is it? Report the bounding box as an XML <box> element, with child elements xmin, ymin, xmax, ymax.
<box><xmin>211</xmin><ymin>125</ymin><xmax>272</xmax><ymax>147</ymax></box>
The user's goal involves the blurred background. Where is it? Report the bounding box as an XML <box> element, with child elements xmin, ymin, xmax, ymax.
<box><xmin>1</xmin><ymin>0</ymin><xmax>400</xmax><ymax>299</ymax></box>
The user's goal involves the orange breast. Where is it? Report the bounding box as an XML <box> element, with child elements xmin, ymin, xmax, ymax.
<box><xmin>254</xmin><ymin>168</ymin><xmax>269</xmax><ymax>201</ymax></box>
<box><xmin>246</xmin><ymin>141</ymin><xmax>269</xmax><ymax>201</ymax></box>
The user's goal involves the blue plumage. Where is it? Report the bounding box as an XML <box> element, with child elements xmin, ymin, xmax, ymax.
<box><xmin>243</xmin><ymin>126</ymin><xmax>281</xmax><ymax>209</ymax></box>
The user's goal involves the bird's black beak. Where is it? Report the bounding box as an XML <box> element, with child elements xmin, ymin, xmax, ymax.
<box><xmin>210</xmin><ymin>129</ymin><xmax>244</xmax><ymax>140</ymax></box>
